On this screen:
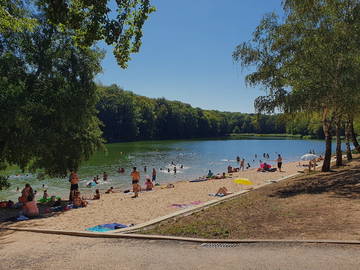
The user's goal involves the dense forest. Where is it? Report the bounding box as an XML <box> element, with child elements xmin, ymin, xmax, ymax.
<box><xmin>97</xmin><ymin>85</ymin><xmax>326</xmax><ymax>142</ymax></box>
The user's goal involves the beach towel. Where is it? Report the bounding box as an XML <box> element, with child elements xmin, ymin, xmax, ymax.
<box><xmin>189</xmin><ymin>179</ymin><xmax>207</xmax><ymax>183</ymax></box>
<box><xmin>170</xmin><ymin>201</ymin><xmax>203</xmax><ymax>208</ymax></box>
<box><xmin>85</xmin><ymin>223</ymin><xmax>128</xmax><ymax>232</ymax></box>
<box><xmin>209</xmin><ymin>193</ymin><xmax>225</xmax><ymax>197</ymax></box>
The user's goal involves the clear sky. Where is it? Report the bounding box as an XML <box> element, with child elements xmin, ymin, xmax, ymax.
<box><xmin>97</xmin><ymin>0</ymin><xmax>283</xmax><ymax>113</ymax></box>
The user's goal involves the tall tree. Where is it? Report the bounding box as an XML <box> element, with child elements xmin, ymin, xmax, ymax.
<box><xmin>0</xmin><ymin>18</ymin><xmax>104</xmax><ymax>176</ymax></box>
<box><xmin>233</xmin><ymin>0</ymin><xmax>360</xmax><ymax>172</ymax></box>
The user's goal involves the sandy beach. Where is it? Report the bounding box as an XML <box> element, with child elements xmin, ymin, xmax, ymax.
<box><xmin>6</xmin><ymin>161</ymin><xmax>307</xmax><ymax>231</ymax></box>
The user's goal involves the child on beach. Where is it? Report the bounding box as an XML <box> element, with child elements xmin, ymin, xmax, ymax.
<box><xmin>43</xmin><ymin>190</ymin><xmax>48</xmax><ymax>200</ymax></box>
<box><xmin>105</xmin><ymin>187</ymin><xmax>114</xmax><ymax>194</ymax></box>
<box><xmin>145</xmin><ymin>178</ymin><xmax>154</xmax><ymax>191</ymax></box>
<box><xmin>93</xmin><ymin>189</ymin><xmax>100</xmax><ymax>200</ymax></box>
<box><xmin>73</xmin><ymin>191</ymin><xmax>88</xmax><ymax>208</ymax></box>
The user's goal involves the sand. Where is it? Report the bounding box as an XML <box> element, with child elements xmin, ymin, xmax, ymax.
<box><xmin>8</xmin><ymin>161</ymin><xmax>308</xmax><ymax>231</ymax></box>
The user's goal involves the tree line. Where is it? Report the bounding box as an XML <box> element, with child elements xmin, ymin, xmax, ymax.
<box><xmin>97</xmin><ymin>84</ymin><xmax>290</xmax><ymax>142</ymax></box>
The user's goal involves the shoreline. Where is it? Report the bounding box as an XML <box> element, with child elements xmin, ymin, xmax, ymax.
<box><xmin>4</xmin><ymin>160</ymin><xmax>311</xmax><ymax>231</ymax></box>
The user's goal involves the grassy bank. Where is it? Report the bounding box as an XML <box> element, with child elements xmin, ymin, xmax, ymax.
<box><xmin>142</xmin><ymin>158</ymin><xmax>360</xmax><ymax>240</ymax></box>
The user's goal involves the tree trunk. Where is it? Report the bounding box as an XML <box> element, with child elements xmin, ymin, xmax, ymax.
<box><xmin>349</xmin><ymin>119</ymin><xmax>360</xmax><ymax>152</ymax></box>
<box><xmin>321</xmin><ymin>109</ymin><xmax>333</xmax><ymax>172</ymax></box>
<box><xmin>345</xmin><ymin>120</ymin><xmax>352</xmax><ymax>161</ymax></box>
<box><xmin>335</xmin><ymin>120</ymin><xmax>342</xmax><ymax>166</ymax></box>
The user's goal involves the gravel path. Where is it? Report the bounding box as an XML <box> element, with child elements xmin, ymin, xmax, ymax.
<box><xmin>1</xmin><ymin>231</ymin><xmax>360</xmax><ymax>270</ymax></box>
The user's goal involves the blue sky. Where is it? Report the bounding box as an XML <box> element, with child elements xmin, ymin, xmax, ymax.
<box><xmin>97</xmin><ymin>0</ymin><xmax>283</xmax><ymax>113</ymax></box>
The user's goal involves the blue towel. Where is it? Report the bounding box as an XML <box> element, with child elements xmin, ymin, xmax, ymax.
<box><xmin>101</xmin><ymin>223</ymin><xmax>128</xmax><ymax>230</ymax></box>
<box><xmin>85</xmin><ymin>223</ymin><xmax>128</xmax><ymax>232</ymax></box>
<box><xmin>86</xmin><ymin>226</ymin><xmax>113</xmax><ymax>232</ymax></box>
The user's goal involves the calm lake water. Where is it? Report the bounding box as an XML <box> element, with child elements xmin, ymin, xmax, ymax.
<box><xmin>1</xmin><ymin>137</ymin><xmax>334</xmax><ymax>201</ymax></box>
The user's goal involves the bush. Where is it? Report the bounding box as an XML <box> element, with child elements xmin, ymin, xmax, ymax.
<box><xmin>0</xmin><ymin>176</ymin><xmax>10</xmax><ymax>190</ymax></box>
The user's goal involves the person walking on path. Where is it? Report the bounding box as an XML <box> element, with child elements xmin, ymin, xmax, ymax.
<box><xmin>69</xmin><ymin>171</ymin><xmax>79</xmax><ymax>201</ymax></box>
<box><xmin>277</xmin><ymin>154</ymin><xmax>283</xmax><ymax>172</ymax></box>
<box><xmin>130</xmin><ymin>167</ymin><xmax>140</xmax><ymax>198</ymax></box>
<box><xmin>152</xmin><ymin>168</ymin><xmax>157</xmax><ymax>183</ymax></box>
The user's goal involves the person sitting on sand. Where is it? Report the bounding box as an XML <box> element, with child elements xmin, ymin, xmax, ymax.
<box><xmin>73</xmin><ymin>191</ymin><xmax>88</xmax><ymax>208</ymax></box>
<box><xmin>93</xmin><ymin>189</ymin><xmax>100</xmax><ymax>200</ymax></box>
<box><xmin>105</xmin><ymin>187</ymin><xmax>114</xmax><ymax>194</ymax></box>
<box><xmin>145</xmin><ymin>178</ymin><xmax>154</xmax><ymax>191</ymax></box>
<box><xmin>43</xmin><ymin>189</ymin><xmax>49</xmax><ymax>200</ymax></box>
<box><xmin>216</xmin><ymin>187</ymin><xmax>231</xmax><ymax>196</ymax></box>
<box><xmin>19</xmin><ymin>183</ymin><xmax>34</xmax><ymax>204</ymax></box>
<box><xmin>53</xmin><ymin>198</ymin><xmax>62</xmax><ymax>207</ymax></box>
<box><xmin>23</xmin><ymin>195</ymin><xmax>39</xmax><ymax>217</ymax></box>
<box><xmin>207</xmin><ymin>170</ymin><xmax>214</xmax><ymax>178</ymax></box>
<box><xmin>214</xmin><ymin>172</ymin><xmax>226</xmax><ymax>179</ymax></box>
<box><xmin>227</xmin><ymin>165</ymin><xmax>232</xmax><ymax>173</ymax></box>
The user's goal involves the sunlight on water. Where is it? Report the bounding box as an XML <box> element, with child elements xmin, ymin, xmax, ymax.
<box><xmin>0</xmin><ymin>138</ymin><xmax>335</xmax><ymax>201</ymax></box>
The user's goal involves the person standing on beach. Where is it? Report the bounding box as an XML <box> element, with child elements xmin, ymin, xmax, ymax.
<box><xmin>130</xmin><ymin>167</ymin><xmax>140</xmax><ymax>198</ymax></box>
<box><xmin>69</xmin><ymin>171</ymin><xmax>79</xmax><ymax>201</ymax></box>
<box><xmin>152</xmin><ymin>168</ymin><xmax>157</xmax><ymax>183</ymax></box>
<box><xmin>276</xmin><ymin>154</ymin><xmax>283</xmax><ymax>172</ymax></box>
<box><xmin>240</xmin><ymin>158</ymin><xmax>245</xmax><ymax>171</ymax></box>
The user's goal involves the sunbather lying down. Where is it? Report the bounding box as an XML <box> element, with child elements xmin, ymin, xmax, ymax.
<box><xmin>216</xmin><ymin>187</ymin><xmax>232</xmax><ymax>196</ymax></box>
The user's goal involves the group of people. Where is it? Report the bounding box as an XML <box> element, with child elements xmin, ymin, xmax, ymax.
<box><xmin>130</xmin><ymin>167</ymin><xmax>157</xmax><ymax>198</ymax></box>
<box><xmin>230</xmin><ymin>154</ymin><xmax>283</xmax><ymax>173</ymax></box>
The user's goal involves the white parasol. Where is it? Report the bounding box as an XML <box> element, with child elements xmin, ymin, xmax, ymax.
<box><xmin>300</xmin><ymin>154</ymin><xmax>318</xmax><ymax>161</ymax></box>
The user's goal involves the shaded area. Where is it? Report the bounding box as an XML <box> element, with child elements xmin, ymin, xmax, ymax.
<box><xmin>142</xmin><ymin>159</ymin><xmax>360</xmax><ymax>240</ymax></box>
<box><xmin>273</xmin><ymin>166</ymin><xmax>360</xmax><ymax>199</ymax></box>
<box><xmin>0</xmin><ymin>200</ymin><xmax>71</xmax><ymax>228</ymax></box>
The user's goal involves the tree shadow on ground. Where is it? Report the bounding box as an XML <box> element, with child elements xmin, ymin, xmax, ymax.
<box><xmin>272</xmin><ymin>165</ymin><xmax>360</xmax><ymax>199</ymax></box>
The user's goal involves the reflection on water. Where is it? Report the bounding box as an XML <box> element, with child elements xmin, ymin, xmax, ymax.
<box><xmin>1</xmin><ymin>138</ymin><xmax>333</xmax><ymax>201</ymax></box>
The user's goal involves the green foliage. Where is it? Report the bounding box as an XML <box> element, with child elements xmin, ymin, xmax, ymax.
<box><xmin>0</xmin><ymin>0</ymin><xmax>155</xmax><ymax>68</ymax></box>
<box><xmin>0</xmin><ymin>176</ymin><xmax>10</xmax><ymax>190</ymax></box>
<box><xmin>39</xmin><ymin>0</ymin><xmax>155</xmax><ymax>68</ymax></box>
<box><xmin>97</xmin><ymin>85</ymin><xmax>288</xmax><ymax>142</ymax></box>
<box><xmin>0</xmin><ymin>17</ymin><xmax>104</xmax><ymax>177</ymax></box>
<box><xmin>0</xmin><ymin>0</ymin><xmax>37</xmax><ymax>33</ymax></box>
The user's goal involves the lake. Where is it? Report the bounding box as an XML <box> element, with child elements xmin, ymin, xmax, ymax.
<box><xmin>1</xmin><ymin>137</ymin><xmax>334</xmax><ymax>201</ymax></box>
